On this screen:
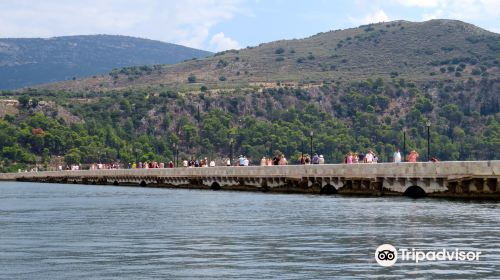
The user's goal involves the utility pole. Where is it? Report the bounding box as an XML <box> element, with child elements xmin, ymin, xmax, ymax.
<box><xmin>403</xmin><ymin>128</ymin><xmax>406</xmax><ymax>162</ymax></box>
<box><xmin>310</xmin><ymin>131</ymin><xmax>314</xmax><ymax>156</ymax></box>
<box><xmin>426</xmin><ymin>121</ymin><xmax>431</xmax><ymax>161</ymax></box>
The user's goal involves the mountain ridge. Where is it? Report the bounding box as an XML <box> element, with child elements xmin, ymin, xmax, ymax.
<box><xmin>40</xmin><ymin>19</ymin><xmax>499</xmax><ymax>92</ymax></box>
<box><xmin>0</xmin><ymin>34</ymin><xmax>212</xmax><ymax>89</ymax></box>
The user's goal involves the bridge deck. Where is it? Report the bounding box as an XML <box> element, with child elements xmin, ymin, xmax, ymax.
<box><xmin>1</xmin><ymin>161</ymin><xmax>499</xmax><ymax>199</ymax></box>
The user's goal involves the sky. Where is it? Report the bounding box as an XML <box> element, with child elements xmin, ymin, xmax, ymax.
<box><xmin>0</xmin><ymin>0</ymin><xmax>499</xmax><ymax>52</ymax></box>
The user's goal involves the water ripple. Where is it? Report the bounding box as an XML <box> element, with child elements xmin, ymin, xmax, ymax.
<box><xmin>0</xmin><ymin>182</ymin><xmax>499</xmax><ymax>279</ymax></box>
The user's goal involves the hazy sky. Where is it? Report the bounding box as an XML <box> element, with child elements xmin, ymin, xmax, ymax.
<box><xmin>0</xmin><ymin>0</ymin><xmax>499</xmax><ymax>51</ymax></box>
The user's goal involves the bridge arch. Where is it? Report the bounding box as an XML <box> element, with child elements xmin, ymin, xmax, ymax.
<box><xmin>320</xmin><ymin>184</ymin><xmax>337</xmax><ymax>195</ymax></box>
<box><xmin>211</xmin><ymin>182</ymin><xmax>221</xmax><ymax>190</ymax></box>
<box><xmin>403</xmin><ymin>185</ymin><xmax>427</xmax><ymax>198</ymax></box>
<box><xmin>140</xmin><ymin>180</ymin><xmax>147</xmax><ymax>187</ymax></box>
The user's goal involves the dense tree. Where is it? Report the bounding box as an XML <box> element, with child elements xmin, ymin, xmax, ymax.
<box><xmin>18</xmin><ymin>96</ymin><xmax>30</xmax><ymax>108</ymax></box>
<box><xmin>0</xmin><ymin>77</ymin><xmax>498</xmax><ymax>171</ymax></box>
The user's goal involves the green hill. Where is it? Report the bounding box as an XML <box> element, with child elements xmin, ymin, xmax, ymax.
<box><xmin>44</xmin><ymin>19</ymin><xmax>499</xmax><ymax>92</ymax></box>
<box><xmin>0</xmin><ymin>19</ymin><xmax>498</xmax><ymax>171</ymax></box>
<box><xmin>0</xmin><ymin>35</ymin><xmax>212</xmax><ymax>90</ymax></box>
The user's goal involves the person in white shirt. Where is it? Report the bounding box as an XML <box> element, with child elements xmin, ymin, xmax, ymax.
<box><xmin>393</xmin><ymin>149</ymin><xmax>402</xmax><ymax>163</ymax></box>
<box><xmin>364</xmin><ymin>150</ymin><xmax>374</xmax><ymax>163</ymax></box>
<box><xmin>319</xmin><ymin>155</ymin><xmax>325</xmax><ymax>164</ymax></box>
<box><xmin>260</xmin><ymin>157</ymin><xmax>267</xmax><ymax>166</ymax></box>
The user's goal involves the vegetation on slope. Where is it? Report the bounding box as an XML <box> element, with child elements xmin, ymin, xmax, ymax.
<box><xmin>0</xmin><ymin>35</ymin><xmax>212</xmax><ymax>89</ymax></box>
<box><xmin>43</xmin><ymin>19</ymin><xmax>499</xmax><ymax>92</ymax></box>
<box><xmin>0</xmin><ymin>19</ymin><xmax>498</xmax><ymax>171</ymax></box>
<box><xmin>1</xmin><ymin>75</ymin><xmax>498</xmax><ymax>171</ymax></box>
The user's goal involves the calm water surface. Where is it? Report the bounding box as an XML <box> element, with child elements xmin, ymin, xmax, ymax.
<box><xmin>0</xmin><ymin>182</ymin><xmax>499</xmax><ymax>279</ymax></box>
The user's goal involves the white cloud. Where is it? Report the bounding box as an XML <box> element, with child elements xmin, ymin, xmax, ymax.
<box><xmin>396</xmin><ymin>0</ymin><xmax>500</xmax><ymax>21</ymax></box>
<box><xmin>0</xmin><ymin>0</ymin><xmax>244</xmax><ymax>51</ymax></box>
<box><xmin>209</xmin><ymin>32</ymin><xmax>240</xmax><ymax>51</ymax></box>
<box><xmin>397</xmin><ymin>0</ymin><xmax>445</xmax><ymax>8</ymax></box>
<box><xmin>480</xmin><ymin>0</ymin><xmax>500</xmax><ymax>13</ymax></box>
<box><xmin>422</xmin><ymin>9</ymin><xmax>444</xmax><ymax>20</ymax></box>
<box><xmin>365</xmin><ymin>9</ymin><xmax>390</xmax><ymax>23</ymax></box>
<box><xmin>350</xmin><ymin>9</ymin><xmax>390</xmax><ymax>25</ymax></box>
<box><xmin>454</xmin><ymin>0</ymin><xmax>500</xmax><ymax>18</ymax></box>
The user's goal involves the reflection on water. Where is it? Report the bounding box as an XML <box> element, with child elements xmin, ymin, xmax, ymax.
<box><xmin>0</xmin><ymin>182</ymin><xmax>499</xmax><ymax>279</ymax></box>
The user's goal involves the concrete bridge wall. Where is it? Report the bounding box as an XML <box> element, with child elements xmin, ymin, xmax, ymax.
<box><xmin>1</xmin><ymin>161</ymin><xmax>499</xmax><ymax>199</ymax></box>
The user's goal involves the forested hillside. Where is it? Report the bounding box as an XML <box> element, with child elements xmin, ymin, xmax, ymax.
<box><xmin>0</xmin><ymin>19</ymin><xmax>498</xmax><ymax>171</ymax></box>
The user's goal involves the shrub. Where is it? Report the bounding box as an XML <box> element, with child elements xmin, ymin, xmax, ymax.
<box><xmin>466</xmin><ymin>36</ymin><xmax>484</xmax><ymax>44</ymax></box>
<box><xmin>188</xmin><ymin>74</ymin><xmax>196</xmax><ymax>83</ymax></box>
<box><xmin>217</xmin><ymin>59</ymin><xmax>228</xmax><ymax>68</ymax></box>
<box><xmin>166</xmin><ymin>91</ymin><xmax>179</xmax><ymax>98</ymax></box>
<box><xmin>219</xmin><ymin>76</ymin><xmax>226</xmax><ymax>81</ymax></box>
<box><xmin>471</xmin><ymin>68</ymin><xmax>482</xmax><ymax>75</ymax></box>
<box><xmin>275</xmin><ymin>47</ymin><xmax>285</xmax><ymax>54</ymax></box>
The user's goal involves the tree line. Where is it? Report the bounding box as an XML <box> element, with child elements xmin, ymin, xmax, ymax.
<box><xmin>0</xmin><ymin>77</ymin><xmax>498</xmax><ymax>172</ymax></box>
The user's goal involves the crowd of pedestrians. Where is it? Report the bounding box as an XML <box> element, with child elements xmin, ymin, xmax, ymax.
<box><xmin>67</xmin><ymin>147</ymin><xmax>433</xmax><ymax>171</ymax></box>
<box><xmin>343</xmin><ymin>150</ymin><xmax>379</xmax><ymax>164</ymax></box>
<box><xmin>341</xmin><ymin>148</ymin><xmax>434</xmax><ymax>164</ymax></box>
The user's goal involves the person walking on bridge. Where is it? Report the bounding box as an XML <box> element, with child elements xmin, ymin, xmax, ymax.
<box><xmin>364</xmin><ymin>150</ymin><xmax>375</xmax><ymax>163</ymax></box>
<box><xmin>346</xmin><ymin>152</ymin><xmax>353</xmax><ymax>164</ymax></box>
<box><xmin>312</xmin><ymin>153</ymin><xmax>320</xmax><ymax>164</ymax></box>
<box><xmin>407</xmin><ymin>150</ymin><xmax>419</xmax><ymax>163</ymax></box>
<box><xmin>278</xmin><ymin>155</ymin><xmax>288</xmax><ymax>165</ymax></box>
<box><xmin>273</xmin><ymin>155</ymin><xmax>280</xmax><ymax>165</ymax></box>
<box><xmin>319</xmin><ymin>155</ymin><xmax>325</xmax><ymax>164</ymax></box>
<box><xmin>393</xmin><ymin>149</ymin><xmax>402</xmax><ymax>163</ymax></box>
